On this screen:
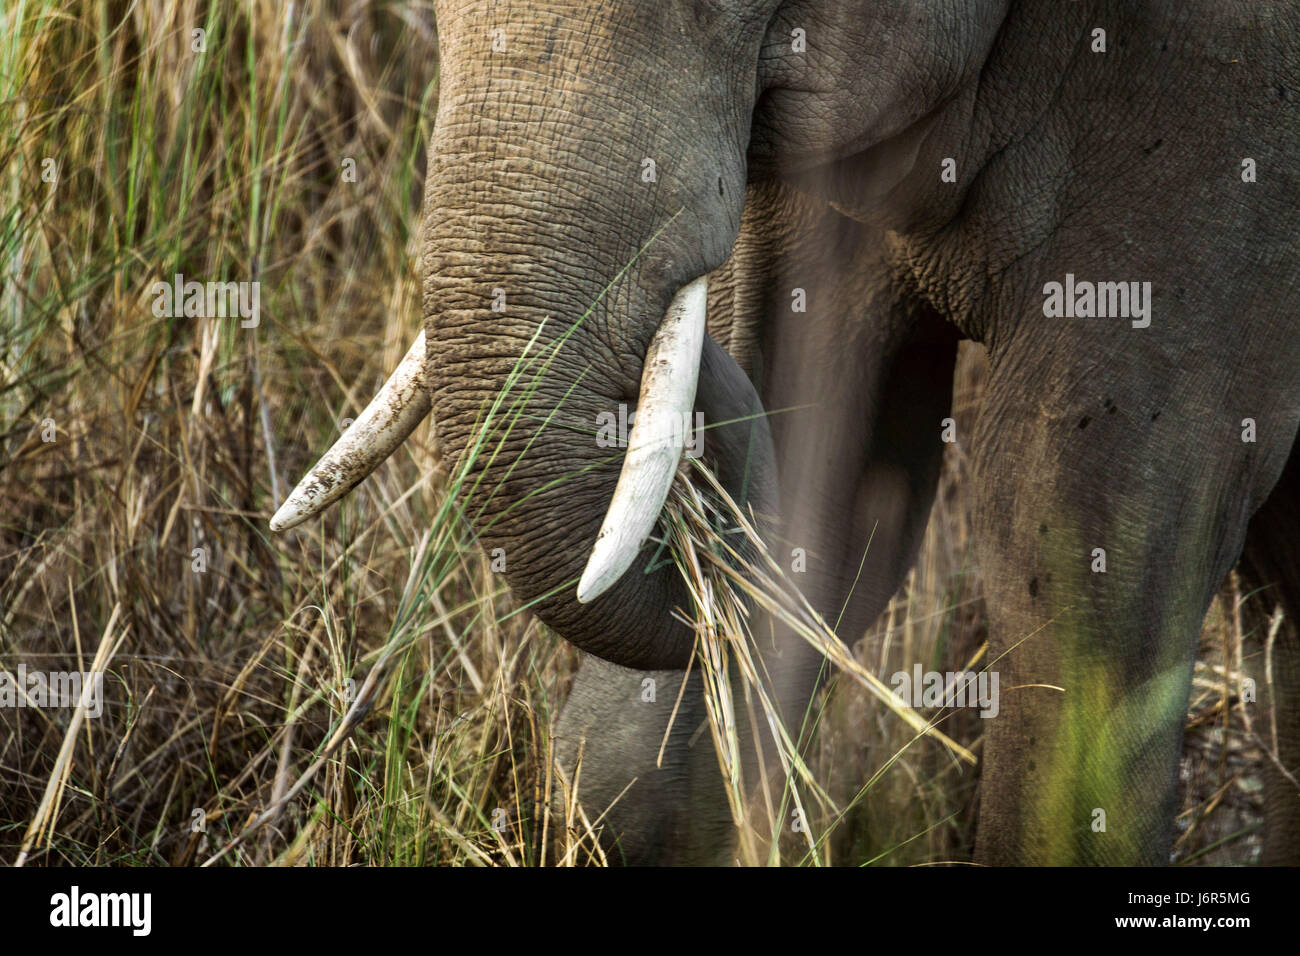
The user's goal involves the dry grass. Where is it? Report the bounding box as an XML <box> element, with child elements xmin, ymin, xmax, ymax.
<box><xmin>0</xmin><ymin>1</ymin><xmax>1268</xmax><ymax>866</ymax></box>
<box><xmin>662</xmin><ymin>453</ymin><xmax>977</xmax><ymax>866</ymax></box>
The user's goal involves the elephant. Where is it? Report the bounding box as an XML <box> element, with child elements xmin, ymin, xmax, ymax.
<box><xmin>271</xmin><ymin>0</ymin><xmax>1300</xmax><ymax>865</ymax></box>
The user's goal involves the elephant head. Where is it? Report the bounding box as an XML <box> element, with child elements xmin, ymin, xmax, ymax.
<box><xmin>272</xmin><ymin>0</ymin><xmax>794</xmax><ymax>669</ymax></box>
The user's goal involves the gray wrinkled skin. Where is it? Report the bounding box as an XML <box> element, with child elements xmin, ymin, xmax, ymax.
<box><xmin>422</xmin><ymin>0</ymin><xmax>1300</xmax><ymax>864</ymax></box>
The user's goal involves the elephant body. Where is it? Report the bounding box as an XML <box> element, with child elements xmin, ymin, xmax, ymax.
<box><xmin>286</xmin><ymin>0</ymin><xmax>1300</xmax><ymax>863</ymax></box>
<box><xmin>443</xmin><ymin>0</ymin><xmax>1300</xmax><ymax>865</ymax></box>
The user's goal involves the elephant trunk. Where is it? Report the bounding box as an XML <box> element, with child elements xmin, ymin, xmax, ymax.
<box><xmin>417</xmin><ymin>131</ymin><xmax>753</xmax><ymax>667</ymax></box>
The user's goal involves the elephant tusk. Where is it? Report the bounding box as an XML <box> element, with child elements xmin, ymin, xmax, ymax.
<box><xmin>270</xmin><ymin>331</ymin><xmax>431</xmax><ymax>532</ymax></box>
<box><xmin>577</xmin><ymin>276</ymin><xmax>707</xmax><ymax>604</ymax></box>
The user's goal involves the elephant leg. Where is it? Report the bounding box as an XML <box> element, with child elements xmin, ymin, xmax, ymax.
<box><xmin>550</xmin><ymin>655</ymin><xmax>734</xmax><ymax>866</ymax></box>
<box><xmin>714</xmin><ymin>183</ymin><xmax>964</xmax><ymax>850</ymax></box>
<box><xmin>1237</xmin><ymin>444</ymin><xmax>1300</xmax><ymax>864</ymax></box>
<box><xmin>718</xmin><ymin>295</ymin><xmax>961</xmax><ymax>857</ymax></box>
<box><xmin>742</xmin><ymin>184</ymin><xmax>964</xmax><ymax>722</ymax></box>
<box><xmin>819</xmin><ymin>306</ymin><xmax>963</xmax><ymax>640</ymax></box>
<box><xmin>969</xmin><ymin>338</ymin><xmax>1296</xmax><ymax>865</ymax></box>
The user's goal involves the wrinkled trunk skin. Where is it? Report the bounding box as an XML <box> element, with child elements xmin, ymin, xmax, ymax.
<box><xmin>422</xmin><ymin>1</ymin><xmax>772</xmax><ymax>668</ymax></box>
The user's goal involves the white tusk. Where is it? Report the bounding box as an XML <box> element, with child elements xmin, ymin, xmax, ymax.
<box><xmin>270</xmin><ymin>331</ymin><xmax>431</xmax><ymax>531</ymax></box>
<box><xmin>577</xmin><ymin>276</ymin><xmax>707</xmax><ymax>603</ymax></box>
